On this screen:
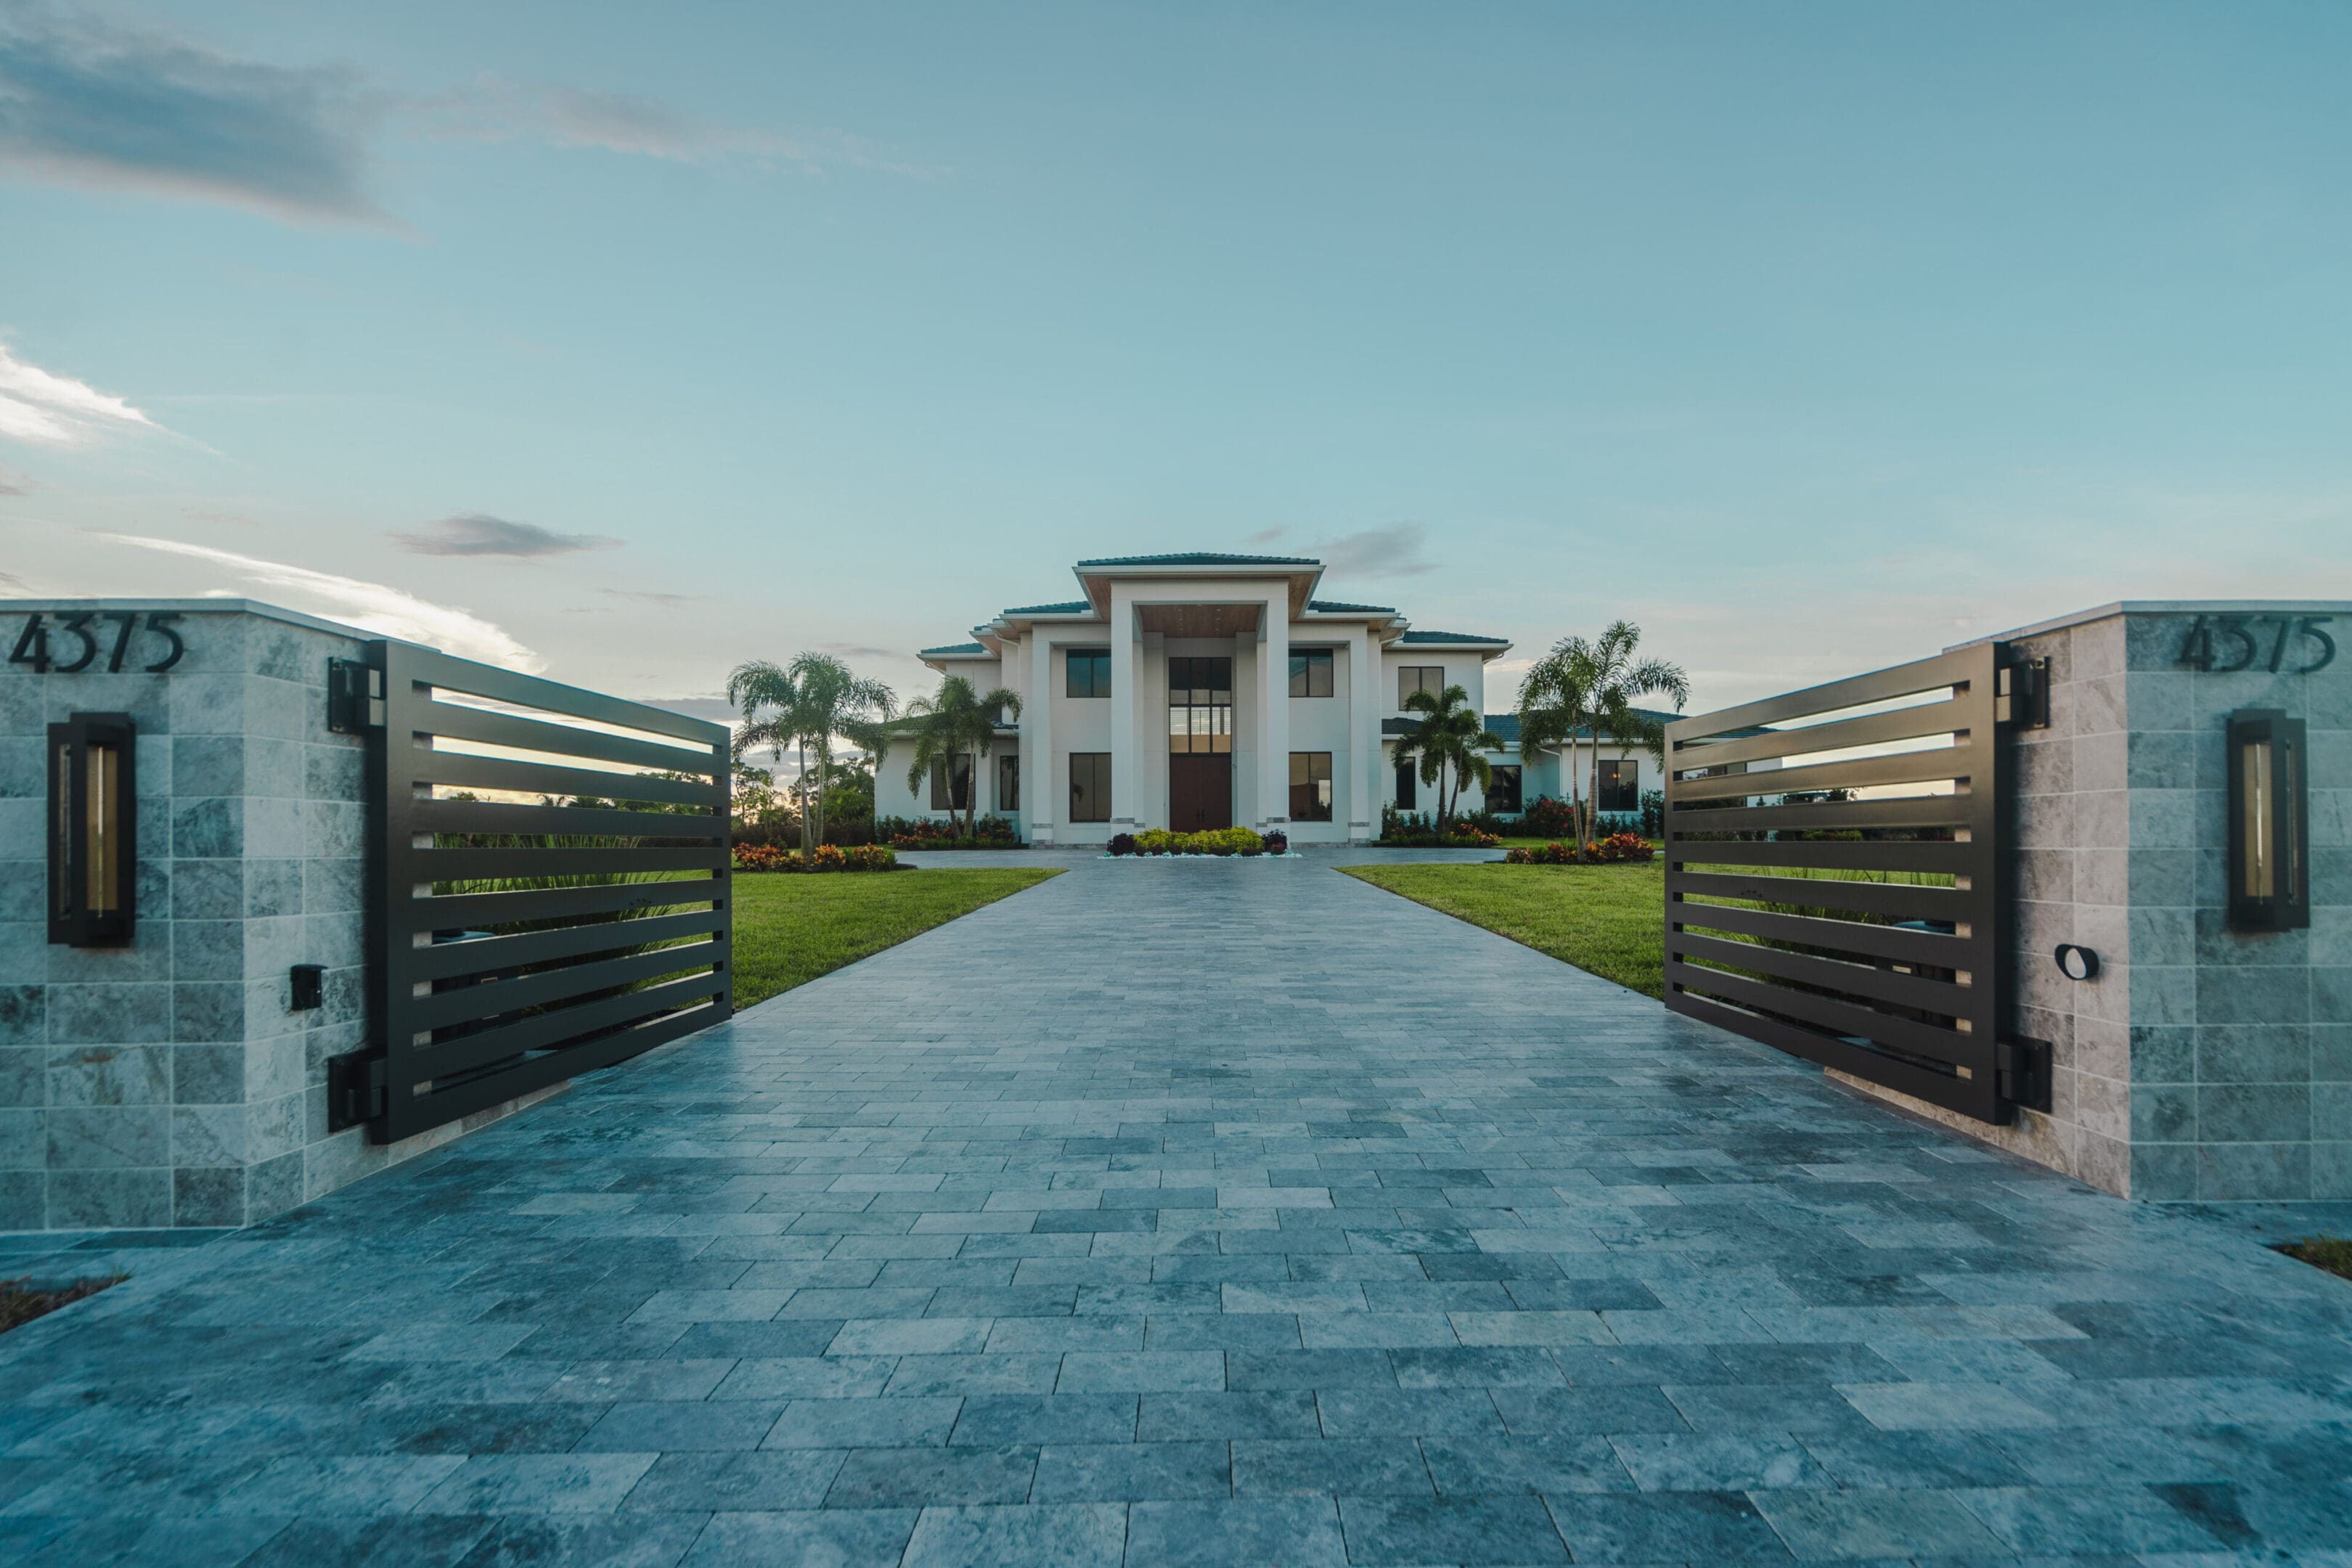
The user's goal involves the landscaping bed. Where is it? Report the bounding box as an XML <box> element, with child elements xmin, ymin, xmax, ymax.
<box><xmin>1</xmin><ymin>1273</ymin><xmax>124</xmax><ymax>1335</ymax></box>
<box><xmin>730</xmin><ymin>867</ymin><xmax>1060</xmax><ymax>1008</ymax></box>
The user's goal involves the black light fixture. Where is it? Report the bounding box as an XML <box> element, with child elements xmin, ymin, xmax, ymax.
<box><xmin>2226</xmin><ymin>709</ymin><xmax>2308</xmax><ymax>932</ymax></box>
<box><xmin>47</xmin><ymin>711</ymin><xmax>137</xmax><ymax>947</ymax></box>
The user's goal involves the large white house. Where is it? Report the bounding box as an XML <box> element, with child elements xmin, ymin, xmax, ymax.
<box><xmin>875</xmin><ymin>552</ymin><xmax>1665</xmax><ymax>845</ymax></box>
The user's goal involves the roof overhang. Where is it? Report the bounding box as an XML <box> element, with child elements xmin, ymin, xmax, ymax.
<box><xmin>1071</xmin><ymin>557</ymin><xmax>1326</xmax><ymax>621</ymax></box>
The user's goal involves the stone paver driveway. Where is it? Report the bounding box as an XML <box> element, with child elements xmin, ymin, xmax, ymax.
<box><xmin>7</xmin><ymin>853</ymin><xmax>2352</xmax><ymax>1565</ymax></box>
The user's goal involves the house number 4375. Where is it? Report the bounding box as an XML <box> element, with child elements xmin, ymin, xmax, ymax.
<box><xmin>8</xmin><ymin>611</ymin><xmax>187</xmax><ymax>674</ymax></box>
<box><xmin>2178</xmin><ymin>613</ymin><xmax>2333</xmax><ymax>674</ymax></box>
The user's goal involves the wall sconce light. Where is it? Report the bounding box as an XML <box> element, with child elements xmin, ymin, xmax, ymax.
<box><xmin>2226</xmin><ymin>709</ymin><xmax>2308</xmax><ymax>932</ymax></box>
<box><xmin>47</xmin><ymin>711</ymin><xmax>137</xmax><ymax>947</ymax></box>
<box><xmin>2054</xmin><ymin>944</ymin><xmax>2101</xmax><ymax>981</ymax></box>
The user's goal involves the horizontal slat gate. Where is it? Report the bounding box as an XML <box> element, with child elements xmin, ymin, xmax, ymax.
<box><xmin>1662</xmin><ymin>644</ymin><xmax>2009</xmax><ymax>1123</ymax></box>
<box><xmin>364</xmin><ymin>642</ymin><xmax>732</xmax><ymax>1142</ymax></box>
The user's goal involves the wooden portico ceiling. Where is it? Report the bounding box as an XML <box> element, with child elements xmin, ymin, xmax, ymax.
<box><xmin>1135</xmin><ymin>603</ymin><xmax>1264</xmax><ymax>637</ymax></box>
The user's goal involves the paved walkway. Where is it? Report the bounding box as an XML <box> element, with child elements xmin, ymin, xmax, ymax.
<box><xmin>7</xmin><ymin>856</ymin><xmax>2352</xmax><ymax>1566</ymax></box>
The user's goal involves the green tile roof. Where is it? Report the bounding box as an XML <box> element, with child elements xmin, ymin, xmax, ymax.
<box><xmin>1396</xmin><ymin>629</ymin><xmax>1508</xmax><ymax>645</ymax></box>
<box><xmin>1306</xmin><ymin>598</ymin><xmax>1397</xmax><ymax>614</ymax></box>
<box><xmin>920</xmin><ymin>642</ymin><xmax>988</xmax><ymax>657</ymax></box>
<box><xmin>1000</xmin><ymin>600</ymin><xmax>1092</xmax><ymax>616</ymax></box>
<box><xmin>1077</xmin><ymin>552</ymin><xmax>1318</xmax><ymax>568</ymax></box>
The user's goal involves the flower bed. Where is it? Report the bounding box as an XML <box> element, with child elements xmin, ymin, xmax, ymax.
<box><xmin>735</xmin><ymin>844</ymin><xmax>904</xmax><ymax>873</ymax></box>
<box><xmin>1107</xmin><ymin>828</ymin><xmax>1293</xmax><ymax>858</ymax></box>
<box><xmin>1379</xmin><ymin>826</ymin><xmax>1503</xmax><ymax>849</ymax></box>
<box><xmin>1503</xmin><ymin>832</ymin><xmax>1654</xmax><ymax>865</ymax></box>
<box><xmin>879</xmin><ymin>814</ymin><xmax>1021</xmax><ymax>850</ymax></box>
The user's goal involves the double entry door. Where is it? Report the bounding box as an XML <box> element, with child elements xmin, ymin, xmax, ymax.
<box><xmin>1167</xmin><ymin>655</ymin><xmax>1233</xmax><ymax>830</ymax></box>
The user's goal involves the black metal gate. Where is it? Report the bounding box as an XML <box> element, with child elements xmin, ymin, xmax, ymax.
<box><xmin>330</xmin><ymin>642</ymin><xmax>732</xmax><ymax>1143</ymax></box>
<box><xmin>1662</xmin><ymin>642</ymin><xmax>2042</xmax><ymax>1124</ymax></box>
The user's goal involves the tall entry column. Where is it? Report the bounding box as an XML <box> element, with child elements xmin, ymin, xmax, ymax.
<box><xmin>1350</xmin><ymin>626</ymin><xmax>1380</xmax><ymax>842</ymax></box>
<box><xmin>1026</xmin><ymin>634</ymin><xmax>1055</xmax><ymax>845</ymax></box>
<box><xmin>1257</xmin><ymin>592</ymin><xmax>1290</xmax><ymax>833</ymax></box>
<box><xmin>1108</xmin><ymin>590</ymin><xmax>1137</xmax><ymax>833</ymax></box>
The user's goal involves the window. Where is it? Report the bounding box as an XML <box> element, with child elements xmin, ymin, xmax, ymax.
<box><xmin>1394</xmin><ymin>756</ymin><xmax>1416</xmax><ymax>809</ymax></box>
<box><xmin>1069</xmin><ymin>752</ymin><xmax>1111</xmax><ymax>822</ymax></box>
<box><xmin>1598</xmin><ymin>758</ymin><xmax>1638</xmax><ymax>813</ymax></box>
<box><xmin>1398</xmin><ymin>666</ymin><xmax>1445</xmax><ymax>708</ymax></box>
<box><xmin>997</xmin><ymin>754</ymin><xmax>1020</xmax><ymax>814</ymax></box>
<box><xmin>1487</xmin><ymin>764</ymin><xmax>1522</xmax><ymax>814</ymax></box>
<box><xmin>1289</xmin><ymin>753</ymin><xmax>1333</xmax><ymax>822</ymax></box>
<box><xmin>1288</xmin><ymin>648</ymin><xmax>1334</xmax><ymax>698</ymax></box>
<box><xmin>929</xmin><ymin>755</ymin><xmax>973</xmax><ymax>812</ymax></box>
<box><xmin>1066</xmin><ymin>648</ymin><xmax>1111</xmax><ymax>698</ymax></box>
<box><xmin>1167</xmin><ymin>656</ymin><xmax>1233</xmax><ymax>755</ymax></box>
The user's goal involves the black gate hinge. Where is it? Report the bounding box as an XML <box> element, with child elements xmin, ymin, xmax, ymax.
<box><xmin>326</xmin><ymin>1050</ymin><xmax>388</xmax><ymax>1132</ymax></box>
<box><xmin>1996</xmin><ymin>1037</ymin><xmax>2052</xmax><ymax>1113</ymax></box>
<box><xmin>1996</xmin><ymin>657</ymin><xmax>2050</xmax><ymax>730</ymax></box>
<box><xmin>326</xmin><ymin>658</ymin><xmax>385</xmax><ymax>734</ymax></box>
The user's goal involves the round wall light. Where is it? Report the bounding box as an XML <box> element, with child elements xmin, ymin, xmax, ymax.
<box><xmin>2054</xmin><ymin>944</ymin><xmax>2101</xmax><ymax>981</ymax></box>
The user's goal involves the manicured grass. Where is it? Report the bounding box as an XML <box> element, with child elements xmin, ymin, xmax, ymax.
<box><xmin>2279</xmin><ymin>1236</ymin><xmax>2352</xmax><ymax>1283</ymax></box>
<box><xmin>1341</xmin><ymin>861</ymin><xmax>1667</xmax><ymax>997</ymax></box>
<box><xmin>731</xmin><ymin>869</ymin><xmax>1061</xmax><ymax>1009</ymax></box>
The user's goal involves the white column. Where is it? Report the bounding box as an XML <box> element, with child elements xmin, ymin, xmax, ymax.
<box><xmin>1349</xmin><ymin>627</ymin><xmax>1379</xmax><ymax>842</ymax></box>
<box><xmin>1108</xmin><ymin>589</ymin><xmax>1137</xmax><ymax>831</ymax></box>
<box><xmin>1258</xmin><ymin>594</ymin><xmax>1290</xmax><ymax>832</ymax></box>
<box><xmin>1026</xmin><ymin>634</ymin><xmax>1055</xmax><ymax>845</ymax></box>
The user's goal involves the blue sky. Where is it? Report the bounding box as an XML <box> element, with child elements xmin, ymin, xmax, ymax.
<box><xmin>2</xmin><ymin>0</ymin><xmax>2348</xmax><ymax>719</ymax></box>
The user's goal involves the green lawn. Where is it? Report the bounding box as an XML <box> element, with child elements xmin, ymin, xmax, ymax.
<box><xmin>1340</xmin><ymin>862</ymin><xmax>1667</xmax><ymax>997</ymax></box>
<box><xmin>731</xmin><ymin>869</ymin><xmax>1061</xmax><ymax>1010</ymax></box>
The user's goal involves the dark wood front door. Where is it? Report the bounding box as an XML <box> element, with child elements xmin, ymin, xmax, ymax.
<box><xmin>1168</xmin><ymin>756</ymin><xmax>1232</xmax><ymax>831</ymax></box>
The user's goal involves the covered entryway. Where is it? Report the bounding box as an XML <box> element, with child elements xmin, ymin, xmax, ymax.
<box><xmin>1167</xmin><ymin>653</ymin><xmax>1233</xmax><ymax>829</ymax></box>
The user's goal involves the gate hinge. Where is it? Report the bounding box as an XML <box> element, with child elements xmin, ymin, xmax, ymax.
<box><xmin>326</xmin><ymin>658</ymin><xmax>385</xmax><ymax>734</ymax></box>
<box><xmin>1996</xmin><ymin>1036</ymin><xmax>2052</xmax><ymax>1113</ymax></box>
<box><xmin>1996</xmin><ymin>658</ymin><xmax>2049</xmax><ymax>730</ymax></box>
<box><xmin>326</xmin><ymin>1050</ymin><xmax>388</xmax><ymax>1132</ymax></box>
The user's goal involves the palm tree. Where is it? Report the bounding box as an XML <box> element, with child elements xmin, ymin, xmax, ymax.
<box><xmin>1515</xmin><ymin>620</ymin><xmax>1688</xmax><ymax>860</ymax></box>
<box><xmin>1395</xmin><ymin>682</ymin><xmax>1505</xmax><ymax>831</ymax></box>
<box><xmin>903</xmin><ymin>674</ymin><xmax>1023</xmax><ymax>840</ymax></box>
<box><xmin>1514</xmin><ymin>643</ymin><xmax>1595</xmax><ymax>839</ymax></box>
<box><xmin>727</xmin><ymin>655</ymin><xmax>894</xmax><ymax>851</ymax></box>
<box><xmin>785</xmin><ymin>653</ymin><xmax>893</xmax><ymax>849</ymax></box>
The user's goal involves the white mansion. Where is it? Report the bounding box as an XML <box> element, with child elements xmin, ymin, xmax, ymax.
<box><xmin>875</xmin><ymin>552</ymin><xmax>1660</xmax><ymax>845</ymax></box>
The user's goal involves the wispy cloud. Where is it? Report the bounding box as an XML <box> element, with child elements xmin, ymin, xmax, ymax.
<box><xmin>1249</xmin><ymin>522</ymin><xmax>1437</xmax><ymax>579</ymax></box>
<box><xmin>94</xmin><ymin>531</ymin><xmax>542</xmax><ymax>669</ymax></box>
<box><xmin>0</xmin><ymin>340</ymin><xmax>159</xmax><ymax>445</ymax></box>
<box><xmin>422</xmin><ymin>74</ymin><xmax>934</xmax><ymax>176</ymax></box>
<box><xmin>391</xmin><ymin>513</ymin><xmax>620</xmax><ymax>558</ymax></box>
<box><xmin>0</xmin><ymin>568</ymin><xmax>30</xmax><ymax>592</ymax></box>
<box><xmin>599</xmin><ymin>587</ymin><xmax>700</xmax><ymax>607</ymax></box>
<box><xmin>0</xmin><ymin>7</ymin><xmax>386</xmax><ymax>224</ymax></box>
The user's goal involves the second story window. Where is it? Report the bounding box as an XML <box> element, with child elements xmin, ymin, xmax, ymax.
<box><xmin>1288</xmin><ymin>648</ymin><xmax>1334</xmax><ymax>698</ymax></box>
<box><xmin>1066</xmin><ymin>648</ymin><xmax>1111</xmax><ymax>698</ymax></box>
<box><xmin>1398</xmin><ymin>665</ymin><xmax>1445</xmax><ymax>709</ymax></box>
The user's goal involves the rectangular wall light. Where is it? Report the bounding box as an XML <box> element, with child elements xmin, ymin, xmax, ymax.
<box><xmin>2226</xmin><ymin>708</ymin><xmax>2309</xmax><ymax>932</ymax></box>
<box><xmin>47</xmin><ymin>711</ymin><xmax>137</xmax><ymax>947</ymax></box>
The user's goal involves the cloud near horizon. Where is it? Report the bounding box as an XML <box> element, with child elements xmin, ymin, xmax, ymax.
<box><xmin>1248</xmin><ymin>522</ymin><xmax>1436</xmax><ymax>580</ymax></box>
<box><xmin>391</xmin><ymin>513</ymin><xmax>620</xmax><ymax>558</ymax></box>
<box><xmin>94</xmin><ymin>531</ymin><xmax>542</xmax><ymax>669</ymax></box>
<box><xmin>0</xmin><ymin>340</ymin><xmax>160</xmax><ymax>445</ymax></box>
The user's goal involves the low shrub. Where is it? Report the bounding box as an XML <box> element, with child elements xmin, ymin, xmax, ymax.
<box><xmin>1379</xmin><ymin>807</ymin><xmax>1502</xmax><ymax>849</ymax></box>
<box><xmin>1108</xmin><ymin>833</ymin><xmax>1139</xmax><ymax>857</ymax></box>
<box><xmin>1501</xmin><ymin>833</ymin><xmax>1652</xmax><ymax>866</ymax></box>
<box><xmin>1515</xmin><ymin>795</ymin><xmax>1578</xmax><ymax>839</ymax></box>
<box><xmin>735</xmin><ymin>844</ymin><xmax>902</xmax><ymax>873</ymax></box>
<box><xmin>1264</xmin><ymin>830</ymin><xmax>1288</xmax><ymax>855</ymax></box>
<box><xmin>878</xmin><ymin>814</ymin><xmax>1020</xmax><ymax>849</ymax></box>
<box><xmin>1125</xmin><ymin>826</ymin><xmax>1266</xmax><ymax>857</ymax></box>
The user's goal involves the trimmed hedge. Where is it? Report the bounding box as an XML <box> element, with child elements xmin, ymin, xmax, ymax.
<box><xmin>1111</xmin><ymin>826</ymin><xmax>1274</xmax><ymax>857</ymax></box>
<box><xmin>1503</xmin><ymin>833</ymin><xmax>1654</xmax><ymax>865</ymax></box>
<box><xmin>735</xmin><ymin>844</ymin><xmax>902</xmax><ymax>873</ymax></box>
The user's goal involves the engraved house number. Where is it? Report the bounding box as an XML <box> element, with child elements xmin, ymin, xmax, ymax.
<box><xmin>7</xmin><ymin>611</ymin><xmax>187</xmax><ymax>674</ymax></box>
<box><xmin>2178</xmin><ymin>613</ymin><xmax>2334</xmax><ymax>674</ymax></box>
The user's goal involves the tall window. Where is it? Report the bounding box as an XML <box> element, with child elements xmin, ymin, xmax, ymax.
<box><xmin>929</xmin><ymin>756</ymin><xmax>973</xmax><ymax>812</ymax></box>
<box><xmin>1398</xmin><ymin>666</ymin><xmax>1445</xmax><ymax>708</ymax></box>
<box><xmin>1487</xmin><ymin>764</ymin><xmax>1522</xmax><ymax>814</ymax></box>
<box><xmin>997</xmin><ymin>754</ymin><xmax>1020</xmax><ymax>813</ymax></box>
<box><xmin>1069</xmin><ymin>753</ymin><xmax>1111</xmax><ymax>822</ymax></box>
<box><xmin>1598</xmin><ymin>758</ymin><xmax>1638</xmax><ymax>813</ymax></box>
<box><xmin>1066</xmin><ymin>648</ymin><xmax>1111</xmax><ymax>698</ymax></box>
<box><xmin>1289</xmin><ymin>753</ymin><xmax>1334</xmax><ymax>822</ymax></box>
<box><xmin>1167</xmin><ymin>656</ymin><xmax>1233</xmax><ymax>755</ymax></box>
<box><xmin>1394</xmin><ymin>756</ymin><xmax>1416</xmax><ymax>809</ymax></box>
<box><xmin>1289</xmin><ymin>649</ymin><xmax>1334</xmax><ymax>698</ymax></box>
